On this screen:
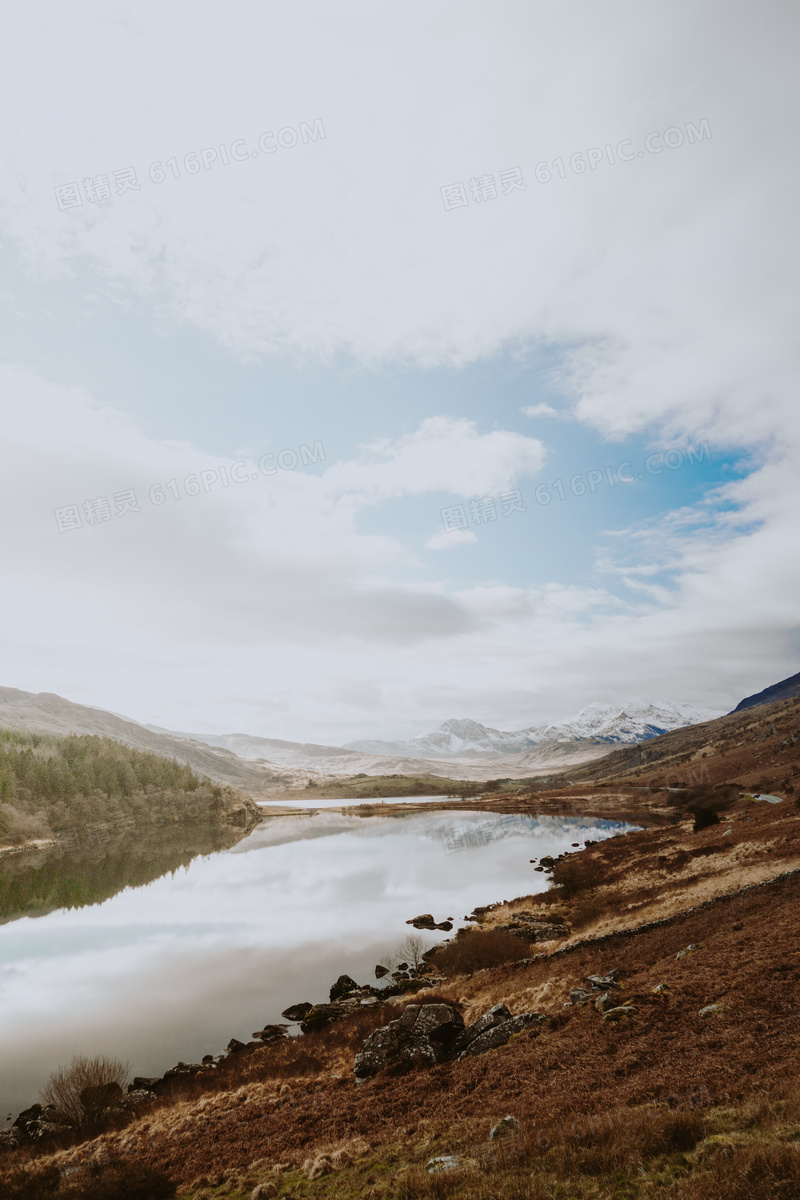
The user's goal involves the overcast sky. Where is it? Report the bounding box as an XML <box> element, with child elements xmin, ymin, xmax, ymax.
<box><xmin>0</xmin><ymin>1</ymin><xmax>797</xmax><ymax>743</ymax></box>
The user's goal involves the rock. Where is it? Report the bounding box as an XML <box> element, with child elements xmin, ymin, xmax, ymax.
<box><xmin>330</xmin><ymin>974</ymin><xmax>360</xmax><ymax>1002</ymax></box>
<box><xmin>130</xmin><ymin>1077</ymin><xmax>161</xmax><ymax>1093</ymax></box>
<box><xmin>426</xmin><ymin>1156</ymin><xmax>468</xmax><ymax>1173</ymax></box>
<box><xmin>281</xmin><ymin>1002</ymin><xmax>313</xmax><ymax>1022</ymax></box>
<box><xmin>452</xmin><ymin>1003</ymin><xmax>511</xmax><ymax>1055</ymax></box>
<box><xmin>458</xmin><ymin>1013</ymin><xmax>547</xmax><ymax>1058</ymax></box>
<box><xmin>79</xmin><ymin>1082</ymin><xmax>122</xmax><ymax>1113</ymax></box>
<box><xmin>699</xmin><ymin>1003</ymin><xmax>725</xmax><ymax>1018</ymax></box>
<box><xmin>586</xmin><ymin>970</ymin><xmax>622</xmax><ymax>990</ymax></box>
<box><xmin>300</xmin><ymin>1003</ymin><xmax>349</xmax><ymax>1032</ymax></box>
<box><xmin>406</xmin><ymin>913</ymin><xmax>438</xmax><ymax>930</ymax></box>
<box><xmin>252</xmin><ymin>1025</ymin><xmax>289</xmax><ymax>1044</ymax></box>
<box><xmin>732</xmin><ymin>921</ymin><xmax>744</xmax><ymax>931</ymax></box>
<box><xmin>602</xmin><ymin>1005</ymin><xmax>637</xmax><ymax>1022</ymax></box>
<box><xmin>569</xmin><ymin>987</ymin><xmax>594</xmax><ymax>1005</ymax></box>
<box><xmin>652</xmin><ymin>984</ymin><xmax>671</xmax><ymax>1000</ymax></box>
<box><xmin>593</xmin><ymin>991</ymin><xmax>617</xmax><ymax>1013</ymax></box>
<box><xmin>489</xmin><ymin>1115</ymin><xmax>521</xmax><ymax>1140</ymax></box>
<box><xmin>539</xmin><ymin>856</ymin><xmax>555</xmax><ymax>868</ymax></box>
<box><xmin>374</xmin><ymin>964</ymin><xmax>390</xmax><ymax>979</ymax></box>
<box><xmin>676</xmin><ymin>944</ymin><xmax>700</xmax><ymax>960</ymax></box>
<box><xmin>436</xmin><ymin>921</ymin><xmax>454</xmax><ymax>931</ymax></box>
<box><xmin>354</xmin><ymin>1003</ymin><xmax>464</xmax><ymax>1082</ymax></box>
<box><xmin>226</xmin><ymin>1039</ymin><xmax>248</xmax><ymax>1054</ymax></box>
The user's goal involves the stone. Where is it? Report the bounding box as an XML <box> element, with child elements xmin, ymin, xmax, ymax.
<box><xmin>489</xmin><ymin>1114</ymin><xmax>521</xmax><ymax>1140</ymax></box>
<box><xmin>226</xmin><ymin>1039</ymin><xmax>248</xmax><ymax>1054</ymax></box>
<box><xmin>602</xmin><ymin>1006</ymin><xmax>637</xmax><ymax>1022</ymax></box>
<box><xmin>354</xmin><ymin>1002</ymin><xmax>464</xmax><ymax>1082</ymax></box>
<box><xmin>586</xmin><ymin>970</ymin><xmax>622</xmax><ymax>990</ymax></box>
<box><xmin>676</xmin><ymin>944</ymin><xmax>700</xmax><ymax>960</ymax></box>
<box><xmin>652</xmin><ymin>984</ymin><xmax>671</xmax><ymax>999</ymax></box>
<box><xmin>300</xmin><ymin>1003</ymin><xmax>349</xmax><ymax>1032</ymax></box>
<box><xmin>452</xmin><ymin>1003</ymin><xmax>511</xmax><ymax>1055</ymax></box>
<box><xmin>406</xmin><ymin>913</ymin><xmax>438</xmax><ymax>930</ymax></box>
<box><xmin>539</xmin><ymin>856</ymin><xmax>555</xmax><ymax>868</ymax></box>
<box><xmin>458</xmin><ymin>1013</ymin><xmax>547</xmax><ymax>1058</ymax></box>
<box><xmin>330</xmin><ymin>974</ymin><xmax>360</xmax><ymax>1002</ymax></box>
<box><xmin>251</xmin><ymin>1184</ymin><xmax>278</xmax><ymax>1199</ymax></box>
<box><xmin>252</xmin><ymin>1025</ymin><xmax>289</xmax><ymax>1044</ymax></box>
<box><xmin>426</xmin><ymin>1156</ymin><xmax>467</xmax><ymax>1173</ymax></box>
<box><xmin>593</xmin><ymin>991</ymin><xmax>617</xmax><ymax>1012</ymax></box>
<box><xmin>569</xmin><ymin>987</ymin><xmax>594</xmax><ymax>1005</ymax></box>
<box><xmin>374</xmin><ymin>964</ymin><xmax>390</xmax><ymax>978</ymax></box>
<box><xmin>699</xmin><ymin>1003</ymin><xmax>725</xmax><ymax>1018</ymax></box>
<box><xmin>281</xmin><ymin>1002</ymin><xmax>313</xmax><ymax>1022</ymax></box>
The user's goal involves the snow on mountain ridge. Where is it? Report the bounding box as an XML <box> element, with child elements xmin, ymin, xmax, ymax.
<box><xmin>344</xmin><ymin>700</ymin><xmax>724</xmax><ymax>759</ymax></box>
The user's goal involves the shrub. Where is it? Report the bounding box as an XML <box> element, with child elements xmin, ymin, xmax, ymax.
<box><xmin>691</xmin><ymin>807</ymin><xmax>720</xmax><ymax>833</ymax></box>
<box><xmin>432</xmin><ymin>930</ymin><xmax>525</xmax><ymax>975</ymax></box>
<box><xmin>549</xmin><ymin>854</ymin><xmax>604</xmax><ymax>898</ymax></box>
<box><xmin>59</xmin><ymin>1158</ymin><xmax>176</xmax><ymax>1200</ymax></box>
<box><xmin>0</xmin><ymin>1164</ymin><xmax>61</xmax><ymax>1199</ymax></box>
<box><xmin>41</xmin><ymin>1055</ymin><xmax>130</xmax><ymax>1130</ymax></box>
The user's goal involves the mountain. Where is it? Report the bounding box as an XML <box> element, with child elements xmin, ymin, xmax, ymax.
<box><xmin>732</xmin><ymin>670</ymin><xmax>800</xmax><ymax>712</ymax></box>
<box><xmin>0</xmin><ymin>687</ymin><xmax>286</xmax><ymax>795</ymax></box>
<box><xmin>344</xmin><ymin>700</ymin><xmax>724</xmax><ymax>760</ymax></box>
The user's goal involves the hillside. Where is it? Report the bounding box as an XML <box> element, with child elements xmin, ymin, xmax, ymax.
<box><xmin>0</xmin><ymin>688</ymin><xmax>287</xmax><ymax>795</ymax></box>
<box><xmin>0</xmin><ymin>730</ymin><xmax>260</xmax><ymax>851</ymax></box>
<box><xmin>732</xmin><ymin>669</ymin><xmax>800</xmax><ymax>712</ymax></box>
<box><xmin>4</xmin><ymin>758</ymin><xmax>798</xmax><ymax>1199</ymax></box>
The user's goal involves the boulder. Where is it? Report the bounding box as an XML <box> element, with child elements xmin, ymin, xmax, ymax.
<box><xmin>676</xmin><ymin>944</ymin><xmax>700</xmax><ymax>960</ymax></box>
<box><xmin>602</xmin><ymin>1006</ymin><xmax>637</xmax><ymax>1022</ymax></box>
<box><xmin>426</xmin><ymin>1156</ymin><xmax>468</xmax><ymax>1173</ymax></box>
<box><xmin>252</xmin><ymin>1025</ymin><xmax>289</xmax><ymax>1044</ymax></box>
<box><xmin>354</xmin><ymin>1003</ymin><xmax>464</xmax><ymax>1082</ymax></box>
<box><xmin>406</xmin><ymin>913</ymin><xmax>438</xmax><ymax>930</ymax></box>
<box><xmin>374</xmin><ymin>964</ymin><xmax>390</xmax><ymax>979</ymax></box>
<box><xmin>300</xmin><ymin>1003</ymin><xmax>350</xmax><ymax>1033</ymax></box>
<box><xmin>586</xmin><ymin>970</ymin><xmax>623</xmax><ymax>990</ymax></box>
<box><xmin>490</xmin><ymin>1115</ymin><xmax>521</xmax><ymax>1140</ymax></box>
<box><xmin>699</xmin><ymin>1003</ymin><xmax>725</xmax><ymax>1018</ymax></box>
<box><xmin>569</xmin><ymin>988</ymin><xmax>594</xmax><ymax>1006</ymax></box>
<box><xmin>281</xmin><ymin>1001</ymin><xmax>314</xmax><ymax>1022</ymax></box>
<box><xmin>452</xmin><ymin>1003</ymin><xmax>511</xmax><ymax>1055</ymax></box>
<box><xmin>457</xmin><ymin>1012</ymin><xmax>547</xmax><ymax>1057</ymax></box>
<box><xmin>330</xmin><ymin>974</ymin><xmax>360</xmax><ymax>1003</ymax></box>
<box><xmin>593</xmin><ymin>991</ymin><xmax>617</xmax><ymax>1013</ymax></box>
<box><xmin>130</xmin><ymin>1077</ymin><xmax>161</xmax><ymax>1093</ymax></box>
<box><xmin>226</xmin><ymin>1039</ymin><xmax>248</xmax><ymax>1054</ymax></box>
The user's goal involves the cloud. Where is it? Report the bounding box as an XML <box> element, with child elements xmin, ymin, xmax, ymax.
<box><xmin>425</xmin><ymin>530</ymin><xmax>478</xmax><ymax>551</ymax></box>
<box><xmin>0</xmin><ymin>3</ymin><xmax>797</xmax><ymax>737</ymax></box>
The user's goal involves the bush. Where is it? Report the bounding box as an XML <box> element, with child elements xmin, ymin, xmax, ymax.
<box><xmin>691</xmin><ymin>807</ymin><xmax>720</xmax><ymax>833</ymax></box>
<box><xmin>432</xmin><ymin>930</ymin><xmax>524</xmax><ymax>975</ymax></box>
<box><xmin>549</xmin><ymin>854</ymin><xmax>604</xmax><ymax>898</ymax></box>
<box><xmin>41</xmin><ymin>1055</ymin><xmax>129</xmax><ymax>1130</ymax></box>
<box><xmin>59</xmin><ymin>1159</ymin><xmax>176</xmax><ymax>1200</ymax></box>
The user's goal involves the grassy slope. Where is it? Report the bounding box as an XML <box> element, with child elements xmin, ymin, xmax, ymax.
<box><xmin>4</xmin><ymin>704</ymin><xmax>800</xmax><ymax>1198</ymax></box>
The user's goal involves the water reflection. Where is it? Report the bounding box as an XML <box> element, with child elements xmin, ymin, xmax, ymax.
<box><xmin>0</xmin><ymin>810</ymin><xmax>635</xmax><ymax>1115</ymax></box>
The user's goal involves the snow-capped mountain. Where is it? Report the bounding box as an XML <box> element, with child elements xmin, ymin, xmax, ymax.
<box><xmin>344</xmin><ymin>701</ymin><xmax>723</xmax><ymax>760</ymax></box>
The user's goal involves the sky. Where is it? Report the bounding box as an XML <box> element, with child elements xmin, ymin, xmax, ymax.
<box><xmin>0</xmin><ymin>1</ymin><xmax>798</xmax><ymax>743</ymax></box>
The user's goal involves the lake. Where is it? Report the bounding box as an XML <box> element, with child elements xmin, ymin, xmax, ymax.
<box><xmin>0</xmin><ymin>808</ymin><xmax>636</xmax><ymax>1117</ymax></box>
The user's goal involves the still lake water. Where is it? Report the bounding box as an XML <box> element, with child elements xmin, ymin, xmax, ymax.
<box><xmin>0</xmin><ymin>808</ymin><xmax>635</xmax><ymax>1116</ymax></box>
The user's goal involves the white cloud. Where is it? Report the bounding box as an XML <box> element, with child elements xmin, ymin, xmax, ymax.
<box><xmin>0</xmin><ymin>3</ymin><xmax>797</xmax><ymax>737</ymax></box>
<box><xmin>425</xmin><ymin>530</ymin><xmax>477</xmax><ymax>551</ymax></box>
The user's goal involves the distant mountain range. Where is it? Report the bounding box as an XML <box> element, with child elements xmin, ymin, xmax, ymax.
<box><xmin>4</xmin><ymin>678</ymin><xmax>793</xmax><ymax>790</ymax></box>
<box><xmin>342</xmin><ymin>701</ymin><xmax>724</xmax><ymax>760</ymax></box>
